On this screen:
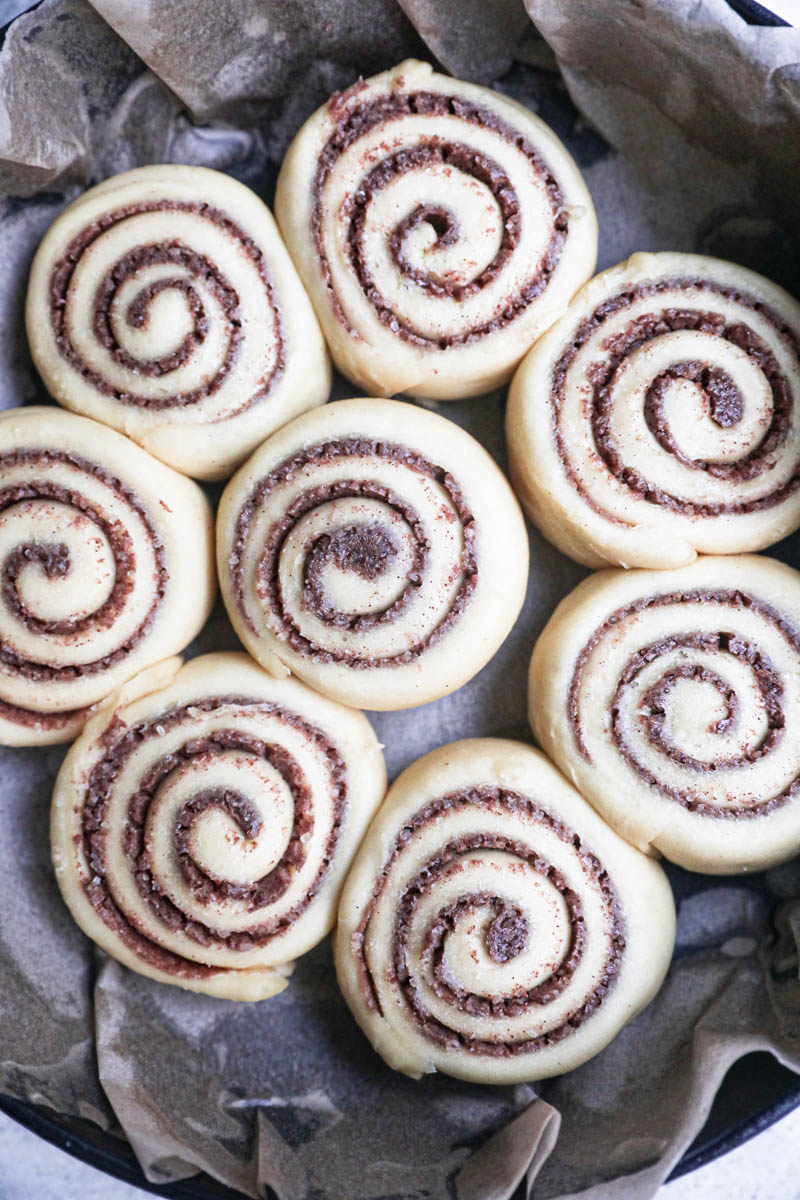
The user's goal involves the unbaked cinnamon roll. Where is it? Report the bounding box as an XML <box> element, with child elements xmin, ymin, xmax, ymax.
<box><xmin>51</xmin><ymin>652</ymin><xmax>386</xmax><ymax>1000</ymax></box>
<box><xmin>275</xmin><ymin>59</ymin><xmax>597</xmax><ymax>400</ymax></box>
<box><xmin>26</xmin><ymin>165</ymin><xmax>330</xmax><ymax>481</ymax></box>
<box><xmin>507</xmin><ymin>252</ymin><xmax>800</xmax><ymax>568</ymax></box>
<box><xmin>335</xmin><ymin>738</ymin><xmax>674</xmax><ymax>1083</ymax></box>
<box><xmin>0</xmin><ymin>406</ymin><xmax>214</xmax><ymax>746</ymax></box>
<box><xmin>530</xmin><ymin>555</ymin><xmax>800</xmax><ymax>873</ymax></box>
<box><xmin>217</xmin><ymin>397</ymin><xmax>529</xmax><ymax>711</ymax></box>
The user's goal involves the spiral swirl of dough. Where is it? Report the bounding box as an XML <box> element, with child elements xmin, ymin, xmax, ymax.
<box><xmin>275</xmin><ymin>59</ymin><xmax>597</xmax><ymax>400</ymax></box>
<box><xmin>217</xmin><ymin>398</ymin><xmax>529</xmax><ymax>711</ymax></box>
<box><xmin>26</xmin><ymin>165</ymin><xmax>330</xmax><ymax>481</ymax></box>
<box><xmin>0</xmin><ymin>407</ymin><xmax>214</xmax><ymax>746</ymax></box>
<box><xmin>335</xmin><ymin>739</ymin><xmax>674</xmax><ymax>1083</ymax></box>
<box><xmin>507</xmin><ymin>253</ymin><xmax>800</xmax><ymax>568</ymax></box>
<box><xmin>51</xmin><ymin>653</ymin><xmax>386</xmax><ymax>1000</ymax></box>
<box><xmin>530</xmin><ymin>555</ymin><xmax>800</xmax><ymax>873</ymax></box>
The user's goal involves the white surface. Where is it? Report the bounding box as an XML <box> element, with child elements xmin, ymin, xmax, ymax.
<box><xmin>756</xmin><ymin>0</ymin><xmax>797</xmax><ymax>25</ymax></box>
<box><xmin>1</xmin><ymin>1104</ymin><xmax>800</xmax><ymax>1198</ymax></box>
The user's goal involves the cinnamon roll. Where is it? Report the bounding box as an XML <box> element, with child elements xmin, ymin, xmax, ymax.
<box><xmin>51</xmin><ymin>652</ymin><xmax>386</xmax><ymax>1000</ymax></box>
<box><xmin>217</xmin><ymin>397</ymin><xmax>529</xmax><ymax>711</ymax></box>
<box><xmin>0</xmin><ymin>406</ymin><xmax>214</xmax><ymax>746</ymax></box>
<box><xmin>335</xmin><ymin>738</ymin><xmax>675</xmax><ymax>1083</ymax></box>
<box><xmin>507</xmin><ymin>252</ymin><xmax>800</xmax><ymax>568</ymax></box>
<box><xmin>275</xmin><ymin>59</ymin><xmax>597</xmax><ymax>399</ymax></box>
<box><xmin>530</xmin><ymin>555</ymin><xmax>800</xmax><ymax>873</ymax></box>
<box><xmin>26</xmin><ymin>165</ymin><xmax>330</xmax><ymax>481</ymax></box>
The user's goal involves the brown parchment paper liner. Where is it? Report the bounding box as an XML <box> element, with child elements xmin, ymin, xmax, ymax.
<box><xmin>526</xmin><ymin>0</ymin><xmax>800</xmax><ymax>244</ymax></box>
<box><xmin>1</xmin><ymin>1</ymin><xmax>800</xmax><ymax>1197</ymax></box>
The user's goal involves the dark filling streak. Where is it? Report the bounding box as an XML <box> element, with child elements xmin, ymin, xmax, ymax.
<box><xmin>485</xmin><ymin>901</ymin><xmax>529</xmax><ymax>963</ymax></box>
<box><xmin>154</xmin><ymin>739</ymin><xmax>312</xmax><ymax>911</ymax></box>
<box><xmin>0</xmin><ymin>449</ymin><xmax>165</xmax><ymax>682</ymax></box>
<box><xmin>706</xmin><ymin>366</ymin><xmax>745</xmax><ymax>427</ymax></box>
<box><xmin>232</xmin><ymin>439</ymin><xmax>476</xmax><ymax>667</ymax></box>
<box><xmin>312</xmin><ymin>91</ymin><xmax>568</xmax><ymax>346</ymax></box>
<box><xmin>613</xmin><ymin>634</ymin><xmax>783</xmax><ymax>786</ymax></box>
<box><xmin>642</xmin><ymin>661</ymin><xmax>741</xmax><ymax>759</ymax></box>
<box><xmin>127</xmin><ymin>276</ymin><xmax>207</xmax><ymax>337</ymax></box>
<box><xmin>352</xmin><ymin>788</ymin><xmax>624</xmax><ymax>1056</ymax></box>
<box><xmin>3</xmin><ymin>542</ymin><xmax>71</xmax><ymax>630</ymax></box>
<box><xmin>551</xmin><ymin>278</ymin><xmax>800</xmax><ymax>518</ymax></box>
<box><xmin>417</xmin><ymin>874</ymin><xmax>575</xmax><ymax>1019</ymax></box>
<box><xmin>595</xmin><ymin>317</ymin><xmax>790</xmax><ymax>504</ymax></box>
<box><xmin>175</xmin><ymin>788</ymin><xmax>264</xmax><ymax>902</ymax></box>
<box><xmin>2</xmin><ymin>528</ymin><xmax>133</xmax><ymax>641</ymax></box>
<box><xmin>97</xmin><ymin>260</ymin><xmax>218</xmax><ymax>383</ymax></box>
<box><xmin>49</xmin><ymin>199</ymin><xmax>284</xmax><ymax>414</ymax></box>
<box><xmin>389</xmin><ymin>203</ymin><xmax>460</xmax><ymax>292</ymax></box>
<box><xmin>271</xmin><ymin>478</ymin><xmax>428</xmax><ymax>642</ymax></box>
<box><xmin>81</xmin><ymin>694</ymin><xmax>347</xmax><ymax>980</ymax></box>
<box><xmin>0</xmin><ymin>695</ymin><xmax>89</xmax><ymax>730</ymax></box>
<box><xmin>302</xmin><ymin>521</ymin><xmax>401</xmax><ymax>629</ymax></box>
<box><xmin>644</xmin><ymin>362</ymin><xmax>748</xmax><ymax>472</ymax></box>
<box><xmin>568</xmin><ymin>588</ymin><xmax>797</xmax><ymax>817</ymax></box>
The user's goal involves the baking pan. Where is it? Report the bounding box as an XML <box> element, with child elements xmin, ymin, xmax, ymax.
<box><xmin>0</xmin><ymin>0</ymin><xmax>798</xmax><ymax>1195</ymax></box>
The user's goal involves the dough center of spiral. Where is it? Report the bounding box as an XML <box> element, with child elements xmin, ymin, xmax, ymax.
<box><xmin>412</xmin><ymin>853</ymin><xmax>574</xmax><ymax>1005</ymax></box>
<box><xmin>0</xmin><ymin>499</ymin><xmax>115</xmax><ymax>629</ymax></box>
<box><xmin>111</xmin><ymin>273</ymin><xmax>209</xmax><ymax>370</ymax></box>
<box><xmin>616</xmin><ymin>631</ymin><xmax>783</xmax><ymax>776</ymax></box>
<box><xmin>302</xmin><ymin>519</ymin><xmax>404</xmax><ymax>618</ymax></box>
<box><xmin>377</xmin><ymin>168</ymin><xmax>504</xmax><ymax>296</ymax></box>
<box><xmin>146</xmin><ymin>749</ymin><xmax>299</xmax><ymax>896</ymax></box>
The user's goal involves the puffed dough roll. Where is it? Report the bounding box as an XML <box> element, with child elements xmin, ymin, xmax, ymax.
<box><xmin>275</xmin><ymin>59</ymin><xmax>597</xmax><ymax>400</ymax></box>
<box><xmin>507</xmin><ymin>252</ymin><xmax>800</xmax><ymax>568</ymax></box>
<box><xmin>0</xmin><ymin>406</ymin><xmax>214</xmax><ymax>745</ymax></box>
<box><xmin>530</xmin><ymin>555</ymin><xmax>800</xmax><ymax>873</ymax></box>
<box><xmin>217</xmin><ymin>397</ymin><xmax>529</xmax><ymax>711</ymax></box>
<box><xmin>26</xmin><ymin>165</ymin><xmax>331</xmax><ymax>481</ymax></box>
<box><xmin>335</xmin><ymin>738</ymin><xmax>675</xmax><ymax>1083</ymax></box>
<box><xmin>51</xmin><ymin>652</ymin><xmax>386</xmax><ymax>1000</ymax></box>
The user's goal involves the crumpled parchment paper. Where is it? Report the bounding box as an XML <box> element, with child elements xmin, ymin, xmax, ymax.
<box><xmin>1</xmin><ymin>1</ymin><xmax>800</xmax><ymax>1198</ymax></box>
